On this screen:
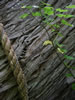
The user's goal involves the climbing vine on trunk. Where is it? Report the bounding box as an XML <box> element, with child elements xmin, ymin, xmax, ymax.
<box><xmin>20</xmin><ymin>1</ymin><xmax>75</xmax><ymax>90</ymax></box>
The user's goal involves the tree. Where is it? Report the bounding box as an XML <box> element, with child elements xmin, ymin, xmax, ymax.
<box><xmin>0</xmin><ymin>0</ymin><xmax>75</xmax><ymax>100</ymax></box>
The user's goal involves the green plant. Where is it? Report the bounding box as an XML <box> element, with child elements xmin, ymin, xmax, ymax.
<box><xmin>20</xmin><ymin>2</ymin><xmax>75</xmax><ymax>90</ymax></box>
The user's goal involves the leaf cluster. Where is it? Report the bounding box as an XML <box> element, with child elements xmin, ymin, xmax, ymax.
<box><xmin>20</xmin><ymin>2</ymin><xmax>75</xmax><ymax>90</ymax></box>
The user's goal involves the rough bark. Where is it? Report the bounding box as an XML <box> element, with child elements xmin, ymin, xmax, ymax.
<box><xmin>0</xmin><ymin>0</ymin><xmax>75</xmax><ymax>100</ymax></box>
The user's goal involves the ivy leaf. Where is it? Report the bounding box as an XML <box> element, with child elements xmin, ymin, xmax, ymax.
<box><xmin>56</xmin><ymin>8</ymin><xmax>68</xmax><ymax>12</ymax></box>
<box><xmin>65</xmin><ymin>73</ymin><xmax>72</xmax><ymax>77</ymax></box>
<box><xmin>66</xmin><ymin>5</ymin><xmax>75</xmax><ymax>8</ymax></box>
<box><xmin>32</xmin><ymin>12</ymin><xmax>41</xmax><ymax>16</ymax></box>
<box><xmin>61</xmin><ymin>19</ymin><xmax>73</xmax><ymax>27</ymax></box>
<box><xmin>64</xmin><ymin>55</ymin><xmax>75</xmax><ymax>60</ymax></box>
<box><xmin>43</xmin><ymin>40</ymin><xmax>52</xmax><ymax>46</ymax></box>
<box><xmin>20</xmin><ymin>13</ymin><xmax>28</xmax><ymax>19</ymax></box>
<box><xmin>72</xmin><ymin>83</ymin><xmax>75</xmax><ymax>90</ymax></box>
<box><xmin>44</xmin><ymin>7</ymin><xmax>54</xmax><ymax>15</ymax></box>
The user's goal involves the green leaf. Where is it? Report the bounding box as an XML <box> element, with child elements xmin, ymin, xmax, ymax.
<box><xmin>20</xmin><ymin>13</ymin><xmax>28</xmax><ymax>19</ymax></box>
<box><xmin>56</xmin><ymin>41</ymin><xmax>64</xmax><ymax>47</ymax></box>
<box><xmin>56</xmin><ymin>14</ymin><xmax>65</xmax><ymax>17</ymax></box>
<box><xmin>66</xmin><ymin>5</ymin><xmax>75</xmax><ymax>8</ymax></box>
<box><xmin>26</xmin><ymin>6</ymin><xmax>32</xmax><ymax>9</ymax></box>
<box><xmin>54</xmin><ymin>24</ymin><xmax>60</xmax><ymax>28</ymax></box>
<box><xmin>72</xmin><ymin>83</ymin><xmax>75</xmax><ymax>90</ymax></box>
<box><xmin>56</xmin><ymin>8</ymin><xmax>68</xmax><ymax>12</ymax></box>
<box><xmin>65</xmin><ymin>14</ymin><xmax>74</xmax><ymax>18</ymax></box>
<box><xmin>65</xmin><ymin>73</ymin><xmax>72</xmax><ymax>77</ymax></box>
<box><xmin>21</xmin><ymin>5</ymin><xmax>32</xmax><ymax>9</ymax></box>
<box><xmin>71</xmin><ymin>66</ymin><xmax>75</xmax><ymax>69</ymax></box>
<box><xmin>44</xmin><ymin>7</ymin><xmax>54</xmax><ymax>15</ymax></box>
<box><xmin>43</xmin><ymin>40</ymin><xmax>52</xmax><ymax>46</ymax></box>
<box><xmin>64</xmin><ymin>62</ymin><xmax>71</xmax><ymax>68</ymax></box>
<box><xmin>32</xmin><ymin>12</ymin><xmax>41</xmax><ymax>16</ymax></box>
<box><xmin>60</xmin><ymin>48</ymin><xmax>67</xmax><ymax>53</ymax></box>
<box><xmin>51</xmin><ymin>29</ymin><xmax>55</xmax><ymax>32</ymax></box>
<box><xmin>57</xmin><ymin>48</ymin><xmax>67</xmax><ymax>54</ymax></box>
<box><xmin>43</xmin><ymin>20</ymin><xmax>50</xmax><ymax>25</ymax></box>
<box><xmin>56</xmin><ymin>14</ymin><xmax>74</xmax><ymax>18</ymax></box>
<box><xmin>61</xmin><ymin>19</ymin><xmax>73</xmax><ymax>27</ymax></box>
<box><xmin>58</xmin><ymin>33</ymin><xmax>63</xmax><ymax>37</ymax></box>
<box><xmin>64</xmin><ymin>55</ymin><xmax>75</xmax><ymax>60</ymax></box>
<box><xmin>57</xmin><ymin>48</ymin><xmax>64</xmax><ymax>54</ymax></box>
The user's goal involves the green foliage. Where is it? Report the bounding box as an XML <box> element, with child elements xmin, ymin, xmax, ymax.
<box><xmin>56</xmin><ymin>8</ymin><xmax>68</xmax><ymax>12</ymax></box>
<box><xmin>54</xmin><ymin>24</ymin><xmax>60</xmax><ymax>28</ymax></box>
<box><xmin>64</xmin><ymin>55</ymin><xmax>75</xmax><ymax>60</ymax></box>
<box><xmin>43</xmin><ymin>40</ymin><xmax>52</xmax><ymax>46</ymax></box>
<box><xmin>56</xmin><ymin>14</ymin><xmax>66</xmax><ymax>18</ymax></box>
<box><xmin>32</xmin><ymin>12</ymin><xmax>41</xmax><ymax>16</ymax></box>
<box><xmin>55</xmin><ymin>40</ymin><xmax>64</xmax><ymax>48</ymax></box>
<box><xmin>21</xmin><ymin>5</ymin><xmax>32</xmax><ymax>9</ymax></box>
<box><xmin>61</xmin><ymin>19</ymin><xmax>73</xmax><ymax>27</ymax></box>
<box><xmin>66</xmin><ymin>5</ymin><xmax>75</xmax><ymax>8</ymax></box>
<box><xmin>57</xmin><ymin>48</ymin><xmax>67</xmax><ymax>54</ymax></box>
<box><xmin>56</xmin><ymin>14</ymin><xmax>74</xmax><ymax>18</ymax></box>
<box><xmin>26</xmin><ymin>6</ymin><xmax>33</xmax><ymax>9</ymax></box>
<box><xmin>20</xmin><ymin>13</ymin><xmax>28</xmax><ymax>19</ymax></box>
<box><xmin>20</xmin><ymin>2</ymin><xmax>75</xmax><ymax>90</ymax></box>
<box><xmin>64</xmin><ymin>62</ymin><xmax>71</xmax><ymax>68</ymax></box>
<box><xmin>43</xmin><ymin>7</ymin><xmax>54</xmax><ymax>15</ymax></box>
<box><xmin>57</xmin><ymin>33</ymin><xmax>63</xmax><ymax>37</ymax></box>
<box><xmin>72</xmin><ymin>83</ymin><xmax>75</xmax><ymax>90</ymax></box>
<box><xmin>65</xmin><ymin>73</ymin><xmax>72</xmax><ymax>77</ymax></box>
<box><xmin>51</xmin><ymin>29</ymin><xmax>55</xmax><ymax>32</ymax></box>
<box><xmin>64</xmin><ymin>14</ymin><xmax>74</xmax><ymax>18</ymax></box>
<box><xmin>71</xmin><ymin>66</ymin><xmax>75</xmax><ymax>69</ymax></box>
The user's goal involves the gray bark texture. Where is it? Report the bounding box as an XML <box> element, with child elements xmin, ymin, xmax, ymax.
<box><xmin>0</xmin><ymin>0</ymin><xmax>75</xmax><ymax>100</ymax></box>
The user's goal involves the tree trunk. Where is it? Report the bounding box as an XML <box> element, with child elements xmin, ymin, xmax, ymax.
<box><xmin>0</xmin><ymin>0</ymin><xmax>75</xmax><ymax>100</ymax></box>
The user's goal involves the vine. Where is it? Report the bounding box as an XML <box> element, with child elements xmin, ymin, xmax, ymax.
<box><xmin>20</xmin><ymin>2</ymin><xmax>75</xmax><ymax>90</ymax></box>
